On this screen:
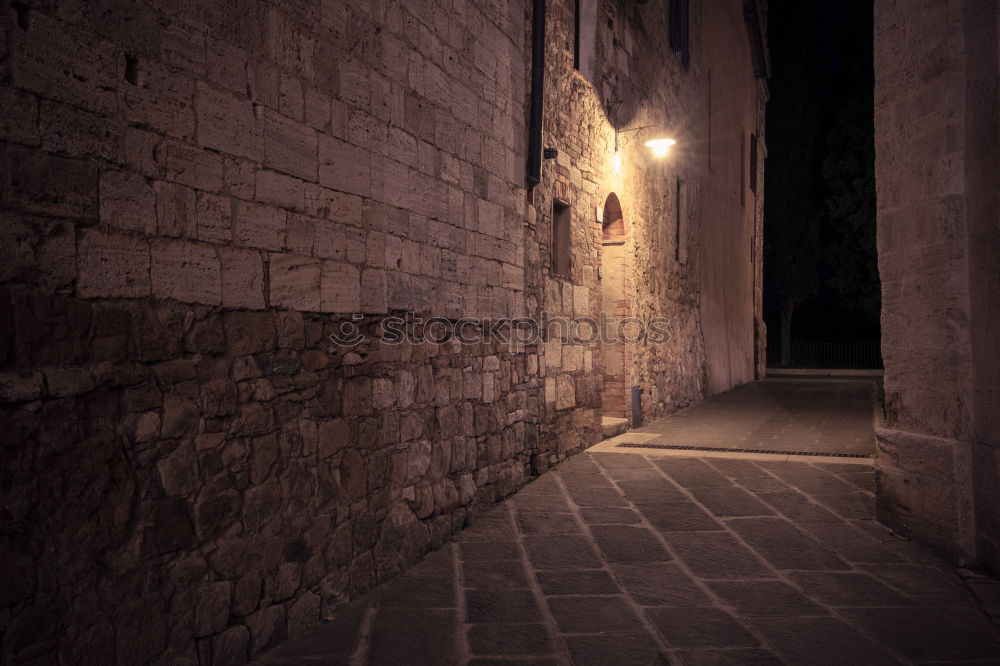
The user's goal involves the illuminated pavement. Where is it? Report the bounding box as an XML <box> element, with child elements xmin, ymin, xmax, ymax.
<box><xmin>255</xmin><ymin>384</ymin><xmax>1000</xmax><ymax>665</ymax></box>
<box><xmin>622</xmin><ymin>379</ymin><xmax>878</xmax><ymax>456</ymax></box>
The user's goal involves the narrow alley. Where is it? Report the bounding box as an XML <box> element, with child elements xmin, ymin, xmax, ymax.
<box><xmin>4</xmin><ymin>1</ymin><xmax>1000</xmax><ymax>662</ymax></box>
<box><xmin>253</xmin><ymin>380</ymin><xmax>1000</xmax><ymax>665</ymax></box>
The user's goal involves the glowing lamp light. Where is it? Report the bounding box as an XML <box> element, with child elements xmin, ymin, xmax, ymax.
<box><xmin>644</xmin><ymin>137</ymin><xmax>676</xmax><ymax>158</ymax></box>
<box><xmin>612</xmin><ymin>125</ymin><xmax>675</xmax><ymax>171</ymax></box>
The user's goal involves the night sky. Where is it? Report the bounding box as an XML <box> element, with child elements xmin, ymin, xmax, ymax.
<box><xmin>763</xmin><ymin>0</ymin><xmax>878</xmax><ymax>366</ymax></box>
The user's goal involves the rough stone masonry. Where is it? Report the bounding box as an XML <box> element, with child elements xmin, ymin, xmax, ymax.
<box><xmin>873</xmin><ymin>0</ymin><xmax>1000</xmax><ymax>574</ymax></box>
<box><xmin>0</xmin><ymin>0</ymin><xmax>766</xmax><ymax>663</ymax></box>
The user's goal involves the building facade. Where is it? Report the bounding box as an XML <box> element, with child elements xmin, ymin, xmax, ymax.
<box><xmin>874</xmin><ymin>0</ymin><xmax>1000</xmax><ymax>573</ymax></box>
<box><xmin>0</xmin><ymin>0</ymin><xmax>766</xmax><ymax>662</ymax></box>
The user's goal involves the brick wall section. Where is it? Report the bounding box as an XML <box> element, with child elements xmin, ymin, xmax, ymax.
<box><xmin>0</xmin><ymin>0</ymin><xmax>765</xmax><ymax>663</ymax></box>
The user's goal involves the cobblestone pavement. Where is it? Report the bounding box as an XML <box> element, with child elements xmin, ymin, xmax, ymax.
<box><xmin>255</xmin><ymin>381</ymin><xmax>1000</xmax><ymax>665</ymax></box>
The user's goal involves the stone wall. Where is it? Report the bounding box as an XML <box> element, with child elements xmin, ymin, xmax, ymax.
<box><xmin>873</xmin><ymin>0</ymin><xmax>1000</xmax><ymax>572</ymax></box>
<box><xmin>0</xmin><ymin>0</ymin><xmax>765</xmax><ymax>663</ymax></box>
<box><xmin>0</xmin><ymin>1</ymin><xmax>537</xmax><ymax>662</ymax></box>
<box><xmin>529</xmin><ymin>0</ymin><xmax>767</xmax><ymax>430</ymax></box>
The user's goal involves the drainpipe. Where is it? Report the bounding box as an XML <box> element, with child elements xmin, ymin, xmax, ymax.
<box><xmin>631</xmin><ymin>386</ymin><xmax>644</xmax><ymax>428</ymax></box>
<box><xmin>527</xmin><ymin>0</ymin><xmax>545</xmax><ymax>189</ymax></box>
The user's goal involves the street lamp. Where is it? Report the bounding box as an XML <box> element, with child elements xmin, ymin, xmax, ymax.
<box><xmin>643</xmin><ymin>137</ymin><xmax>677</xmax><ymax>158</ymax></box>
<box><xmin>613</xmin><ymin>125</ymin><xmax>676</xmax><ymax>172</ymax></box>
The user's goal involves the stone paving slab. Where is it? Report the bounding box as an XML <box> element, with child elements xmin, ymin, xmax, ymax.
<box><xmin>255</xmin><ymin>451</ymin><xmax>1000</xmax><ymax>665</ymax></box>
<box><xmin>255</xmin><ymin>380</ymin><xmax>999</xmax><ymax>665</ymax></box>
<box><xmin>614</xmin><ymin>379</ymin><xmax>878</xmax><ymax>456</ymax></box>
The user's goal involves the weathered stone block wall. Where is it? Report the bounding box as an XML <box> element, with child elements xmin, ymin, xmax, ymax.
<box><xmin>0</xmin><ymin>0</ymin><xmax>766</xmax><ymax>662</ymax></box>
<box><xmin>530</xmin><ymin>0</ymin><xmax>701</xmax><ymax>438</ymax></box>
<box><xmin>873</xmin><ymin>0</ymin><xmax>1000</xmax><ymax>572</ymax></box>
<box><xmin>0</xmin><ymin>1</ymin><xmax>540</xmax><ymax>663</ymax></box>
<box><xmin>963</xmin><ymin>0</ymin><xmax>1000</xmax><ymax>574</ymax></box>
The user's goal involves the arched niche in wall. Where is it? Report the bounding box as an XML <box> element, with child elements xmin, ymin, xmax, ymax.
<box><xmin>600</xmin><ymin>192</ymin><xmax>629</xmax><ymax>419</ymax></box>
<box><xmin>602</xmin><ymin>192</ymin><xmax>625</xmax><ymax>241</ymax></box>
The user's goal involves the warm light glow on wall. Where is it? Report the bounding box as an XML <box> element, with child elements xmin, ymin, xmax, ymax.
<box><xmin>644</xmin><ymin>138</ymin><xmax>677</xmax><ymax>158</ymax></box>
<box><xmin>613</xmin><ymin>150</ymin><xmax>622</xmax><ymax>173</ymax></box>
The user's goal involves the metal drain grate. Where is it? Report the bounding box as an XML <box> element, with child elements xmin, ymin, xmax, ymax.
<box><xmin>615</xmin><ymin>442</ymin><xmax>873</xmax><ymax>458</ymax></box>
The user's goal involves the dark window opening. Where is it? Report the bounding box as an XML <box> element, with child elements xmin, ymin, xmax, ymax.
<box><xmin>749</xmin><ymin>132</ymin><xmax>759</xmax><ymax>194</ymax></box>
<box><xmin>706</xmin><ymin>69</ymin><xmax>713</xmax><ymax>172</ymax></box>
<box><xmin>12</xmin><ymin>1</ymin><xmax>31</xmax><ymax>31</ymax></box>
<box><xmin>575</xmin><ymin>0</ymin><xmax>597</xmax><ymax>81</ymax></box>
<box><xmin>675</xmin><ymin>179</ymin><xmax>687</xmax><ymax>263</ymax></box>
<box><xmin>669</xmin><ymin>0</ymin><xmax>690</xmax><ymax>69</ymax></box>
<box><xmin>125</xmin><ymin>56</ymin><xmax>141</xmax><ymax>86</ymax></box>
<box><xmin>573</xmin><ymin>0</ymin><xmax>581</xmax><ymax>70</ymax></box>
<box><xmin>552</xmin><ymin>200</ymin><xmax>572</xmax><ymax>277</ymax></box>
<box><xmin>741</xmin><ymin>131</ymin><xmax>746</xmax><ymax>207</ymax></box>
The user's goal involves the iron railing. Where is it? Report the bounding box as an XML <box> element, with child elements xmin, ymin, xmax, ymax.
<box><xmin>791</xmin><ymin>341</ymin><xmax>883</xmax><ymax>369</ymax></box>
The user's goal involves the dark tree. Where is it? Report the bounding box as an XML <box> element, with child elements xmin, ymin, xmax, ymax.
<box><xmin>820</xmin><ymin>4</ymin><xmax>879</xmax><ymax>320</ymax></box>
<box><xmin>764</xmin><ymin>0</ymin><xmax>878</xmax><ymax>366</ymax></box>
<box><xmin>764</xmin><ymin>0</ymin><xmax>826</xmax><ymax>365</ymax></box>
